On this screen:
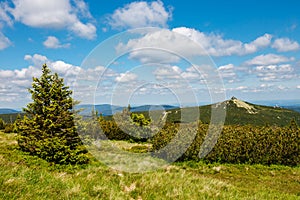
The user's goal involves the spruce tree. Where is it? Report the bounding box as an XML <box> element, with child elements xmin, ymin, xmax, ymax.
<box><xmin>16</xmin><ymin>64</ymin><xmax>89</xmax><ymax>164</ymax></box>
<box><xmin>0</xmin><ymin>118</ymin><xmax>5</xmax><ymax>130</ymax></box>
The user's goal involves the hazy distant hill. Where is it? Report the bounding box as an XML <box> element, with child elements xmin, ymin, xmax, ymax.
<box><xmin>282</xmin><ymin>106</ymin><xmax>300</xmax><ymax>113</ymax></box>
<box><xmin>130</xmin><ymin>105</ymin><xmax>178</xmax><ymax>112</ymax></box>
<box><xmin>76</xmin><ymin>104</ymin><xmax>124</xmax><ymax>116</ymax></box>
<box><xmin>160</xmin><ymin>97</ymin><xmax>300</xmax><ymax>126</ymax></box>
<box><xmin>76</xmin><ymin>104</ymin><xmax>179</xmax><ymax>116</ymax></box>
<box><xmin>0</xmin><ymin>109</ymin><xmax>20</xmax><ymax>114</ymax></box>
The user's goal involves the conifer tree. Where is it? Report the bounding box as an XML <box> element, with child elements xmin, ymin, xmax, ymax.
<box><xmin>0</xmin><ymin>118</ymin><xmax>5</xmax><ymax>130</ymax></box>
<box><xmin>16</xmin><ymin>64</ymin><xmax>89</xmax><ymax>164</ymax></box>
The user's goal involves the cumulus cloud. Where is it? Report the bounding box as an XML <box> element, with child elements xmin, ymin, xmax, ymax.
<box><xmin>117</xmin><ymin>27</ymin><xmax>273</xmax><ymax>64</ymax></box>
<box><xmin>6</xmin><ymin>0</ymin><xmax>96</xmax><ymax>39</ymax></box>
<box><xmin>244</xmin><ymin>54</ymin><xmax>294</xmax><ymax>65</ymax></box>
<box><xmin>253</xmin><ymin>64</ymin><xmax>296</xmax><ymax>81</ymax></box>
<box><xmin>108</xmin><ymin>0</ymin><xmax>172</xmax><ymax>29</ymax></box>
<box><xmin>43</xmin><ymin>36</ymin><xmax>70</xmax><ymax>49</ymax></box>
<box><xmin>24</xmin><ymin>54</ymin><xmax>48</xmax><ymax>66</ymax></box>
<box><xmin>173</xmin><ymin>27</ymin><xmax>272</xmax><ymax>56</ymax></box>
<box><xmin>217</xmin><ymin>64</ymin><xmax>238</xmax><ymax>83</ymax></box>
<box><xmin>115</xmin><ymin>72</ymin><xmax>137</xmax><ymax>82</ymax></box>
<box><xmin>0</xmin><ymin>53</ymin><xmax>118</xmax><ymax>106</ymax></box>
<box><xmin>116</xmin><ymin>29</ymin><xmax>204</xmax><ymax>63</ymax></box>
<box><xmin>272</xmin><ymin>38</ymin><xmax>300</xmax><ymax>52</ymax></box>
<box><xmin>153</xmin><ymin>65</ymin><xmax>182</xmax><ymax>80</ymax></box>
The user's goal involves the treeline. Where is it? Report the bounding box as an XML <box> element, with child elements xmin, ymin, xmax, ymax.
<box><xmin>0</xmin><ymin>113</ymin><xmax>24</xmax><ymax>124</ymax></box>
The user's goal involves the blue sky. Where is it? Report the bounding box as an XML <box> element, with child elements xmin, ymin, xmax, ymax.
<box><xmin>0</xmin><ymin>0</ymin><xmax>300</xmax><ymax>108</ymax></box>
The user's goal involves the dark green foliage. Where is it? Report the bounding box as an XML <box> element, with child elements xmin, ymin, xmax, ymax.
<box><xmin>130</xmin><ymin>113</ymin><xmax>151</xmax><ymax>126</ymax></box>
<box><xmin>16</xmin><ymin>64</ymin><xmax>89</xmax><ymax>165</ymax></box>
<box><xmin>80</xmin><ymin>109</ymin><xmax>154</xmax><ymax>142</ymax></box>
<box><xmin>3</xmin><ymin>124</ymin><xmax>14</xmax><ymax>133</ymax></box>
<box><xmin>98</xmin><ymin>112</ymin><xmax>153</xmax><ymax>142</ymax></box>
<box><xmin>151</xmin><ymin>121</ymin><xmax>300</xmax><ymax>166</ymax></box>
<box><xmin>0</xmin><ymin>118</ymin><xmax>5</xmax><ymax>129</ymax></box>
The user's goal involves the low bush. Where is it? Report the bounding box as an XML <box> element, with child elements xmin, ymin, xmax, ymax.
<box><xmin>4</xmin><ymin>123</ymin><xmax>15</xmax><ymax>133</ymax></box>
<box><xmin>151</xmin><ymin>121</ymin><xmax>300</xmax><ymax>166</ymax></box>
<box><xmin>0</xmin><ymin>118</ymin><xmax>5</xmax><ymax>130</ymax></box>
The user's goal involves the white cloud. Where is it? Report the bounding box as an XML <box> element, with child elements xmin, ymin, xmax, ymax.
<box><xmin>0</xmin><ymin>69</ymin><xmax>14</xmax><ymax>78</ymax></box>
<box><xmin>277</xmin><ymin>85</ymin><xmax>288</xmax><ymax>90</ymax></box>
<box><xmin>245</xmin><ymin>54</ymin><xmax>294</xmax><ymax>65</ymax></box>
<box><xmin>226</xmin><ymin>86</ymin><xmax>248</xmax><ymax>92</ymax></box>
<box><xmin>243</xmin><ymin>33</ymin><xmax>272</xmax><ymax>53</ymax></box>
<box><xmin>116</xmin><ymin>29</ymin><xmax>203</xmax><ymax>63</ymax></box>
<box><xmin>69</xmin><ymin>21</ymin><xmax>96</xmax><ymax>39</ymax></box>
<box><xmin>51</xmin><ymin>60</ymin><xmax>80</xmax><ymax>75</ymax></box>
<box><xmin>43</xmin><ymin>36</ymin><xmax>70</xmax><ymax>49</ymax></box>
<box><xmin>24</xmin><ymin>54</ymin><xmax>48</xmax><ymax>66</ymax></box>
<box><xmin>115</xmin><ymin>72</ymin><xmax>137</xmax><ymax>82</ymax></box>
<box><xmin>0</xmin><ymin>2</ymin><xmax>12</xmax><ymax>49</ymax></box>
<box><xmin>117</xmin><ymin>28</ymin><xmax>272</xmax><ymax>64</ymax></box>
<box><xmin>173</xmin><ymin>27</ymin><xmax>272</xmax><ymax>56</ymax></box>
<box><xmin>153</xmin><ymin>65</ymin><xmax>182</xmax><ymax>80</ymax></box>
<box><xmin>72</xmin><ymin>0</ymin><xmax>93</xmax><ymax>19</ymax></box>
<box><xmin>0</xmin><ymin>31</ymin><xmax>11</xmax><ymax>50</ymax></box>
<box><xmin>272</xmin><ymin>38</ymin><xmax>300</xmax><ymax>52</ymax></box>
<box><xmin>108</xmin><ymin>0</ymin><xmax>172</xmax><ymax>29</ymax></box>
<box><xmin>0</xmin><ymin>53</ymin><xmax>118</xmax><ymax>107</ymax></box>
<box><xmin>181</xmin><ymin>67</ymin><xmax>202</xmax><ymax>80</ymax></box>
<box><xmin>217</xmin><ymin>64</ymin><xmax>238</xmax><ymax>82</ymax></box>
<box><xmin>0</xmin><ymin>1</ymin><xmax>13</xmax><ymax>27</ymax></box>
<box><xmin>253</xmin><ymin>64</ymin><xmax>296</xmax><ymax>81</ymax></box>
<box><xmin>7</xmin><ymin>0</ymin><xmax>96</xmax><ymax>39</ymax></box>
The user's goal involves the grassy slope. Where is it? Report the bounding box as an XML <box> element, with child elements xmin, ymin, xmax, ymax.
<box><xmin>0</xmin><ymin>132</ymin><xmax>299</xmax><ymax>200</ymax></box>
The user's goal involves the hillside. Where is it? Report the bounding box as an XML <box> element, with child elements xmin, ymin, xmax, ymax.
<box><xmin>0</xmin><ymin>109</ymin><xmax>20</xmax><ymax>114</ymax></box>
<box><xmin>161</xmin><ymin>97</ymin><xmax>300</xmax><ymax>126</ymax></box>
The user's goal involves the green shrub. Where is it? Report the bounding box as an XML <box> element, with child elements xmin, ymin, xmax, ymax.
<box><xmin>4</xmin><ymin>123</ymin><xmax>14</xmax><ymax>133</ymax></box>
<box><xmin>0</xmin><ymin>118</ymin><xmax>5</xmax><ymax>130</ymax></box>
<box><xmin>91</xmin><ymin>111</ymin><xmax>154</xmax><ymax>142</ymax></box>
<box><xmin>151</xmin><ymin>121</ymin><xmax>300</xmax><ymax>166</ymax></box>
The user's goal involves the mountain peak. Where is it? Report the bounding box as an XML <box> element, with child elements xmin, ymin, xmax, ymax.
<box><xmin>227</xmin><ymin>98</ymin><xmax>258</xmax><ymax>114</ymax></box>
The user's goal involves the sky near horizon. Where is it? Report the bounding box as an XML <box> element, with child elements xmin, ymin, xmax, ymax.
<box><xmin>0</xmin><ymin>0</ymin><xmax>300</xmax><ymax>108</ymax></box>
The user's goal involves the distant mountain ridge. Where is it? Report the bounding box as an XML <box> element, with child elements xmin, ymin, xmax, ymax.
<box><xmin>76</xmin><ymin>104</ymin><xmax>179</xmax><ymax>116</ymax></box>
<box><xmin>0</xmin><ymin>109</ymin><xmax>20</xmax><ymax>114</ymax></box>
<box><xmin>282</xmin><ymin>106</ymin><xmax>300</xmax><ymax>113</ymax></box>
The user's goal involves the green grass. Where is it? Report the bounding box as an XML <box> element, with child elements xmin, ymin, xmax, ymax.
<box><xmin>0</xmin><ymin>132</ymin><xmax>299</xmax><ymax>199</ymax></box>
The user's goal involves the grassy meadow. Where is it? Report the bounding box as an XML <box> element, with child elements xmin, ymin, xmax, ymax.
<box><xmin>0</xmin><ymin>131</ymin><xmax>299</xmax><ymax>200</ymax></box>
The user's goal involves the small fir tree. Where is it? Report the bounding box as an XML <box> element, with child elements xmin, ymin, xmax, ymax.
<box><xmin>16</xmin><ymin>64</ymin><xmax>89</xmax><ymax>164</ymax></box>
<box><xmin>0</xmin><ymin>118</ymin><xmax>5</xmax><ymax>130</ymax></box>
